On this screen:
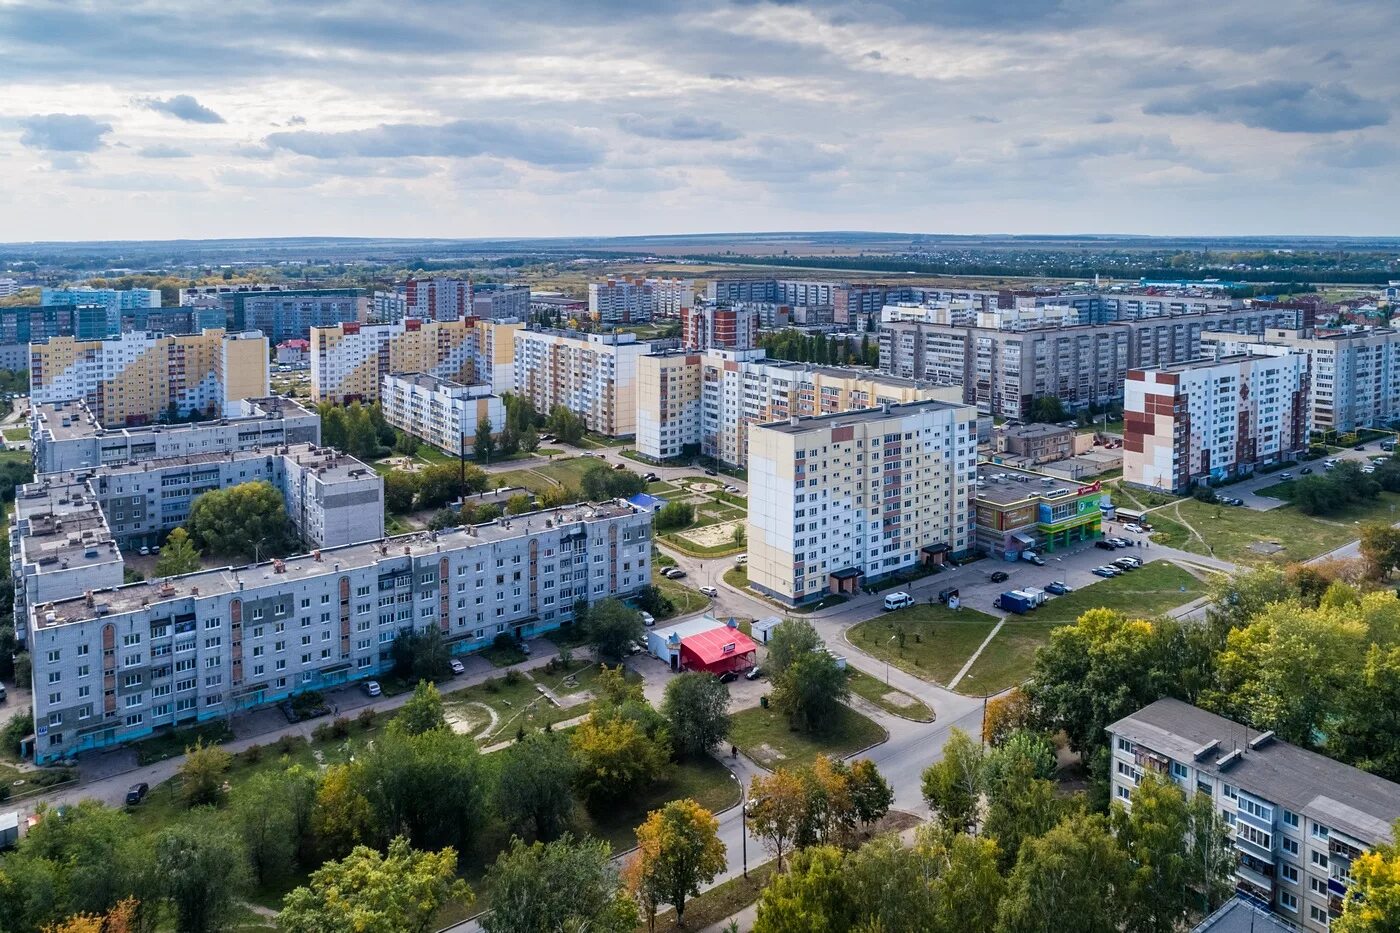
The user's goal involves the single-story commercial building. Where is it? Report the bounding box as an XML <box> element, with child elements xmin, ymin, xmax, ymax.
<box><xmin>646</xmin><ymin>614</ymin><xmax>757</xmax><ymax>674</ymax></box>
<box><xmin>974</xmin><ymin>464</ymin><xmax>1104</xmax><ymax>559</ymax></box>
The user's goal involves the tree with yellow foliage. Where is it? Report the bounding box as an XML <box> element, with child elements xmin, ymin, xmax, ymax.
<box><xmin>625</xmin><ymin>798</ymin><xmax>726</xmax><ymax>929</ymax></box>
<box><xmin>1334</xmin><ymin>819</ymin><xmax>1400</xmax><ymax>933</ymax></box>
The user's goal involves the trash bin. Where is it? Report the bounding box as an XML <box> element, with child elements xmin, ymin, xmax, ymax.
<box><xmin>760</xmin><ymin>695</ymin><xmax>769</xmax><ymax>709</ymax></box>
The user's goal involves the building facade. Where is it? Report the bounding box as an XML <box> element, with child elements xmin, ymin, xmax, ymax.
<box><xmin>223</xmin><ymin>289</ymin><xmax>366</xmax><ymax>342</ymax></box>
<box><xmin>651</xmin><ymin>278</ymin><xmax>696</xmax><ymax>318</ymax></box>
<box><xmin>310</xmin><ymin>318</ymin><xmax>521</xmax><ymax>405</ymax></box>
<box><xmin>746</xmin><ymin>400</ymin><xmax>979</xmax><ymax>605</ymax></box>
<box><xmin>514</xmin><ymin>330</ymin><xmax>655</xmax><ymax>437</ymax></box>
<box><xmin>471</xmin><ymin>284</ymin><xmax>531</xmax><ymax>320</ymax></box>
<box><xmin>588</xmin><ymin>278</ymin><xmax>655</xmax><ymax>324</ymax></box>
<box><xmin>635</xmin><ymin>348</ymin><xmax>962</xmax><ymax>467</ymax></box>
<box><xmin>405</xmin><ymin>278</ymin><xmax>472</xmax><ymax>322</ymax></box>
<box><xmin>1124</xmin><ymin>353</ymin><xmax>1311</xmax><ymax>494</ymax></box>
<box><xmin>22</xmin><ymin>500</ymin><xmax>652</xmax><ymax>763</ymax></box>
<box><xmin>1109</xmin><ymin>699</ymin><xmax>1400</xmax><ymax>932</ymax></box>
<box><xmin>680</xmin><ymin>305</ymin><xmax>759</xmax><ymax>351</ymax></box>
<box><xmin>30</xmin><ymin>397</ymin><xmax>320</xmax><ymax>474</ymax></box>
<box><xmin>380</xmin><ymin>373</ymin><xmax>505</xmax><ymax>456</ymax></box>
<box><xmin>995</xmin><ymin>423</ymin><xmax>1075</xmax><ymax>463</ymax></box>
<box><xmin>41</xmin><ymin>288</ymin><xmax>161</xmax><ymax>337</ymax></box>
<box><xmin>974</xmin><ymin>464</ymin><xmax>1104</xmax><ymax>558</ymax></box>
<box><xmin>29</xmin><ymin>330</ymin><xmax>269</xmax><ymax>426</ymax></box>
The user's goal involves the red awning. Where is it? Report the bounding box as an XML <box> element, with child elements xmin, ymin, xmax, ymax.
<box><xmin>680</xmin><ymin>627</ymin><xmax>758</xmax><ymax>667</ymax></box>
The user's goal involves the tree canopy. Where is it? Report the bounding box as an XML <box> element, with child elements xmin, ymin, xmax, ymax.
<box><xmin>186</xmin><ymin>480</ymin><xmax>298</xmax><ymax>560</ymax></box>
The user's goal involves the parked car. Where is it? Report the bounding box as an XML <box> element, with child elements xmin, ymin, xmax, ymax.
<box><xmin>718</xmin><ymin>670</ymin><xmax>738</xmax><ymax>684</ymax></box>
<box><xmin>1279</xmin><ymin>472</ymin><xmax>1293</xmax><ymax>480</ymax></box>
<box><xmin>704</xmin><ymin>469</ymin><xmax>718</xmax><ymax>476</ymax></box>
<box><xmin>125</xmin><ymin>783</ymin><xmax>149</xmax><ymax>806</ymax></box>
<box><xmin>627</xmin><ymin>642</ymin><xmax>643</xmax><ymax>656</ymax></box>
<box><xmin>989</xmin><ymin>570</ymin><xmax>1010</xmax><ymax>583</ymax></box>
<box><xmin>1300</xmin><ymin>466</ymin><xmax>1313</xmax><ymax>474</ymax></box>
<box><xmin>1092</xmin><ymin>566</ymin><xmax>1120</xmax><ymax>578</ymax></box>
<box><xmin>699</xmin><ymin>585</ymin><xmax>718</xmax><ymax>597</ymax></box>
<box><xmin>1224</xmin><ymin>497</ymin><xmax>1245</xmax><ymax>506</ymax></box>
<box><xmin>1044</xmin><ymin>581</ymin><xmax>1072</xmax><ymax>595</ymax></box>
<box><xmin>665</xmin><ymin>568</ymin><xmax>687</xmax><ymax>580</ymax></box>
<box><xmin>745</xmin><ymin>666</ymin><xmax>764</xmax><ymax>681</ymax></box>
<box><xmin>1382</xmin><ymin>441</ymin><xmax>1395</xmax><ymax>452</ymax></box>
<box><xmin>640</xmin><ymin>611</ymin><xmax>656</xmax><ymax>627</ymax></box>
<box><xmin>1354</xmin><ymin>444</ymin><xmax>1367</xmax><ymax>451</ymax></box>
<box><xmin>1108</xmin><ymin>537</ymin><xmax>1131</xmax><ymax>548</ymax></box>
<box><xmin>883</xmin><ymin>591</ymin><xmax>914</xmax><ymax>610</ymax></box>
<box><xmin>363</xmin><ymin>680</ymin><xmax>382</xmax><ymax>697</ymax></box>
<box><xmin>735</xmin><ymin>554</ymin><xmax>748</xmax><ymax>566</ymax></box>
<box><xmin>1123</xmin><ymin>523</ymin><xmax>1147</xmax><ymax>534</ymax></box>
<box><xmin>1363</xmin><ymin>465</ymin><xmax>1377</xmax><ymax>474</ymax></box>
<box><xmin>138</xmin><ymin>546</ymin><xmax>150</xmax><ymax>556</ymax></box>
<box><xmin>1021</xmin><ymin>551</ymin><xmax>1045</xmax><ymax>566</ymax></box>
<box><xmin>724</xmin><ymin>484</ymin><xmax>740</xmax><ymax>493</ymax></box>
<box><xmin>644</xmin><ymin>473</ymin><xmax>660</xmax><ymax>482</ymax></box>
<box><xmin>1113</xmin><ymin>557</ymin><xmax>1141</xmax><ymax>571</ymax></box>
<box><xmin>1095</xmin><ymin>539</ymin><xmax>1117</xmax><ymax>551</ymax></box>
<box><xmin>449</xmin><ymin>658</ymin><xmax>465</xmax><ymax>675</ymax></box>
<box><xmin>0</xmin><ymin>683</ymin><xmax>7</xmax><ymax>702</ymax></box>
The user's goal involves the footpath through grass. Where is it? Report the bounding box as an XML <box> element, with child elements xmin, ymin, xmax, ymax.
<box><xmin>1149</xmin><ymin>496</ymin><xmax>1381</xmax><ymax>564</ymax></box>
<box><xmin>958</xmin><ymin>622</ymin><xmax>1059</xmax><ymax>695</ymax></box>
<box><xmin>845</xmin><ymin>666</ymin><xmax>934</xmax><ymax>721</ymax></box>
<box><xmin>847</xmin><ymin>603</ymin><xmax>999</xmax><ymax>685</ymax></box>
<box><xmin>730</xmin><ymin>703</ymin><xmax>887</xmax><ymax>770</ymax></box>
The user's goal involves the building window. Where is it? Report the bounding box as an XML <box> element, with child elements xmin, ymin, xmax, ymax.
<box><xmin>1280</xmin><ymin>864</ymin><xmax>1298</xmax><ymax>884</ymax></box>
<box><xmin>1278</xmin><ymin>892</ymin><xmax>1297</xmax><ymax>913</ymax></box>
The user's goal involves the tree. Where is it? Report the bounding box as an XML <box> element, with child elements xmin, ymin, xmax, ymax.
<box><xmin>995</xmin><ymin>813</ymin><xmax>1128</xmax><ymax>933</ymax></box>
<box><xmin>747</xmin><ymin>769</ymin><xmax>806</xmax><ymax>871</ymax></box>
<box><xmin>310</xmin><ymin>763</ymin><xmax>375</xmax><ymax>861</ymax></box>
<box><xmin>919</xmin><ymin>827</ymin><xmax>1006</xmax><ymax>933</ymax></box>
<box><xmin>392</xmin><ymin>680</ymin><xmax>447</xmax><ymax>736</ymax></box>
<box><xmin>390</xmin><ymin>627</ymin><xmax>452</xmax><ymax>685</ymax></box>
<box><xmin>519</xmin><ymin>426</ymin><xmax>539</xmax><ymax>453</ymax></box>
<box><xmin>230</xmin><ymin>766</ymin><xmax>316</xmax><ymax>888</ymax></box>
<box><xmin>764</xmin><ymin>617</ymin><xmax>822</xmax><ymax>675</ymax></box>
<box><xmin>661</xmin><ymin>672</ymin><xmax>731</xmax><ymax>759</ymax></box>
<box><xmin>654</xmin><ymin>500</ymin><xmax>694</xmax><ymax>531</ymax></box>
<box><xmin>771</xmin><ymin>650</ymin><xmax>848</xmax><ymax>732</ymax></box>
<box><xmin>983</xmin><ymin>688</ymin><xmax>1034</xmax><ymax>746</ymax></box>
<box><xmin>847</xmin><ymin>758</ymin><xmax>894</xmax><ymax>829</ymax></box>
<box><xmin>153</xmin><ymin>527</ymin><xmax>201</xmax><ymax>577</ymax></box>
<box><xmin>155</xmin><ymin>812</ymin><xmax>248</xmax><ymax>933</ymax></box>
<box><xmin>357</xmin><ymin>726</ymin><xmax>488</xmax><ymax>853</ymax></box>
<box><xmin>982</xmin><ymin>750</ymin><xmax>1064</xmax><ymax>871</ymax></box>
<box><xmin>40</xmin><ymin>898</ymin><xmax>138</xmax><ymax>933</ymax></box>
<box><xmin>1332</xmin><ymin>644</ymin><xmax>1400</xmax><ymax>782</ymax></box>
<box><xmin>504</xmin><ymin>493</ymin><xmax>533</xmax><ymax>515</ymax></box>
<box><xmin>415</xmin><ymin>464</ymin><xmax>464</xmax><ymax>510</ymax></box>
<box><xmin>634</xmin><ymin>583</ymin><xmax>675</xmax><ymax>620</ymax></box>
<box><xmin>627</xmin><ymin>799</ymin><xmax>726</xmax><ymax>927</ymax></box>
<box><xmin>383</xmin><ymin>470</ymin><xmax>418</xmax><ymax>514</ymax></box>
<box><xmin>178</xmin><ymin>736</ymin><xmax>232</xmax><ymax>807</ymax></box>
<box><xmin>1027</xmin><ymin>396</ymin><xmax>1067</xmax><ymax>424</ymax></box>
<box><xmin>548</xmin><ymin>405</ymin><xmax>585</xmax><ymax>446</ymax></box>
<box><xmin>278</xmin><ymin>837</ymin><xmax>471</xmax><ymax>933</ymax></box>
<box><xmin>921</xmin><ymin>728</ymin><xmax>984</xmax><ymax>833</ymax></box>
<box><xmin>586</xmin><ymin>597</ymin><xmax>645</xmax><ymax>662</ymax></box>
<box><xmin>186</xmin><ymin>480</ymin><xmax>297</xmax><ymax>560</ymax></box>
<box><xmin>1360</xmin><ymin>523</ymin><xmax>1400</xmax><ymax>580</ymax></box>
<box><xmin>474</xmin><ymin>417</ymin><xmax>497</xmax><ymax>462</ymax></box>
<box><xmin>752</xmin><ymin>845</ymin><xmax>855</xmax><ymax>933</ymax></box>
<box><xmin>571</xmin><ymin>715</ymin><xmax>671</xmax><ymax>808</ymax></box>
<box><xmin>483</xmin><ymin>834</ymin><xmax>638</xmax><ymax>933</ymax></box>
<box><xmin>494</xmin><ymin>731</ymin><xmax>578</xmax><ymax>842</ymax></box>
<box><xmin>1334</xmin><ymin>819</ymin><xmax>1400</xmax><ymax>933</ymax></box>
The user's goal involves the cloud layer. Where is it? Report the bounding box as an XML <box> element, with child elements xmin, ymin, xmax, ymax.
<box><xmin>0</xmin><ymin>0</ymin><xmax>1398</xmax><ymax>239</ymax></box>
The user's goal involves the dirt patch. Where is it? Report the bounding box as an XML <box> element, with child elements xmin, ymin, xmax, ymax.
<box><xmin>754</xmin><ymin>743</ymin><xmax>786</xmax><ymax>765</ymax></box>
<box><xmin>381</xmin><ymin>455</ymin><xmax>425</xmax><ymax>474</ymax></box>
<box><xmin>880</xmin><ymin>690</ymin><xmax>918</xmax><ymax>709</ymax></box>
<box><xmin>687</xmin><ymin>482</ymin><xmax>721</xmax><ymax>494</ymax></box>
<box><xmin>1248</xmin><ymin>540</ymin><xmax>1285</xmax><ymax>555</ymax></box>
<box><xmin>444</xmin><ymin>701</ymin><xmax>497</xmax><ymax>741</ymax></box>
<box><xmin>677</xmin><ymin>519</ymin><xmax>745</xmax><ymax>548</ymax></box>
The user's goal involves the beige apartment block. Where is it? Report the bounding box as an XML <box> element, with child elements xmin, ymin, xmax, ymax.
<box><xmin>514</xmin><ymin>329</ymin><xmax>654</xmax><ymax>437</ymax></box>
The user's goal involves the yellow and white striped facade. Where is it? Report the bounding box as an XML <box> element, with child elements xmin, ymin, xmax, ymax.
<box><xmin>29</xmin><ymin>329</ymin><xmax>269</xmax><ymax>426</ymax></box>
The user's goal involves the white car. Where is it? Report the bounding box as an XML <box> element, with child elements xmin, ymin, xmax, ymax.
<box><xmin>724</xmin><ymin>484</ymin><xmax>740</xmax><ymax>493</ymax></box>
<box><xmin>138</xmin><ymin>546</ymin><xmax>150</xmax><ymax>556</ymax></box>
<box><xmin>1123</xmin><ymin>523</ymin><xmax>1146</xmax><ymax>534</ymax></box>
<box><xmin>699</xmin><ymin>585</ymin><xmax>718</xmax><ymax>598</ymax></box>
<box><xmin>640</xmin><ymin>611</ymin><xmax>656</xmax><ymax>627</ymax></box>
<box><xmin>449</xmin><ymin>658</ymin><xmax>465</xmax><ymax>675</ymax></box>
<box><xmin>735</xmin><ymin>554</ymin><xmax>748</xmax><ymax>566</ymax></box>
<box><xmin>363</xmin><ymin>680</ymin><xmax>382</xmax><ymax>697</ymax></box>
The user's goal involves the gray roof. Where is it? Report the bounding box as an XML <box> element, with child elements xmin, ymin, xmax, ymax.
<box><xmin>756</xmin><ymin>398</ymin><xmax>970</xmax><ymax>434</ymax></box>
<box><xmin>1109</xmin><ymin>698</ymin><xmax>1400</xmax><ymax>846</ymax></box>
<box><xmin>1190</xmin><ymin>897</ymin><xmax>1295</xmax><ymax>933</ymax></box>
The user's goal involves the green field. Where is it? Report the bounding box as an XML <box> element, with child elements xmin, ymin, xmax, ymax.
<box><xmin>847</xmin><ymin>603</ymin><xmax>999</xmax><ymax>685</ymax></box>
<box><xmin>729</xmin><ymin>703</ymin><xmax>887</xmax><ymax>770</ymax></box>
<box><xmin>1148</xmin><ymin>496</ymin><xmax>1386</xmax><ymax>564</ymax></box>
<box><xmin>2</xmin><ymin>426</ymin><xmax>28</xmax><ymax>442</ymax></box>
<box><xmin>958</xmin><ymin>622</ymin><xmax>1059</xmax><ymax>695</ymax></box>
<box><xmin>1032</xmin><ymin>560</ymin><xmax>1204</xmax><ymax>622</ymax></box>
<box><xmin>489</xmin><ymin>456</ymin><xmax>612</xmax><ymax>495</ymax></box>
<box><xmin>655</xmin><ymin>576</ymin><xmax>711</xmax><ymax>617</ymax></box>
<box><xmin>844</xmin><ymin>666</ymin><xmax>934</xmax><ymax>721</ymax></box>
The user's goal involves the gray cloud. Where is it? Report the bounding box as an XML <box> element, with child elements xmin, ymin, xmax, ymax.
<box><xmin>1145</xmin><ymin>80</ymin><xmax>1389</xmax><ymax>133</ymax></box>
<box><xmin>136</xmin><ymin>94</ymin><xmax>225</xmax><ymax>124</ymax></box>
<box><xmin>19</xmin><ymin>113</ymin><xmax>112</xmax><ymax>152</ymax></box>
<box><xmin>264</xmin><ymin>119</ymin><xmax>603</xmax><ymax>168</ymax></box>
<box><xmin>139</xmin><ymin>144</ymin><xmax>192</xmax><ymax>159</ymax></box>
<box><xmin>969</xmin><ymin>114</ymin><xmax>1002</xmax><ymax>124</ymax></box>
<box><xmin>617</xmin><ymin>113</ymin><xmax>741</xmax><ymax>141</ymax></box>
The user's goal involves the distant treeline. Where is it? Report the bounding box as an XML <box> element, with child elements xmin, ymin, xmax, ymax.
<box><xmin>685</xmin><ymin>253</ymin><xmax>1397</xmax><ymax>286</ymax></box>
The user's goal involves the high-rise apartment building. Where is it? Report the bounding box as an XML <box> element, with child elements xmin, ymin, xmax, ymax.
<box><xmin>380</xmin><ymin>373</ymin><xmax>504</xmax><ymax>456</ymax></box>
<box><xmin>680</xmin><ymin>305</ymin><xmax>759</xmax><ymax>351</ymax></box>
<box><xmin>514</xmin><ymin>330</ymin><xmax>656</xmax><ymax>437</ymax></box>
<box><xmin>651</xmin><ymin>277</ymin><xmax>695</xmax><ymax>318</ymax></box>
<box><xmin>223</xmin><ymin>288</ymin><xmax>366</xmax><ymax>342</ymax></box>
<box><xmin>29</xmin><ymin>396</ymin><xmax>321</xmax><ymax>474</ymax></box>
<box><xmin>0</xmin><ymin>305</ymin><xmax>109</xmax><ymax>370</ymax></box>
<box><xmin>1203</xmin><ymin>327</ymin><xmax>1400</xmax><ymax>435</ymax></box>
<box><xmin>636</xmin><ymin>348</ymin><xmax>962</xmax><ymax>466</ymax></box>
<box><xmin>588</xmin><ymin>278</ymin><xmax>655</xmax><ymax>324</ymax></box>
<box><xmin>1124</xmin><ymin>352</ymin><xmax>1311</xmax><ymax>494</ymax></box>
<box><xmin>746</xmin><ymin>399</ymin><xmax>979</xmax><ymax>606</ymax></box>
<box><xmin>310</xmin><ymin>318</ymin><xmax>521</xmax><ymax>404</ymax></box>
<box><xmin>29</xmin><ymin>330</ymin><xmax>269</xmax><ymax>426</ymax></box>
<box><xmin>0</xmin><ymin>278</ymin><xmax>19</xmax><ymax>298</ymax></box>
<box><xmin>20</xmin><ymin>498</ymin><xmax>651</xmax><ymax>763</ymax></box>
<box><xmin>41</xmin><ymin>287</ymin><xmax>162</xmax><ymax>336</ymax></box>
<box><xmin>471</xmin><ymin>283</ymin><xmax>532</xmax><ymax>320</ymax></box>
<box><xmin>1108</xmin><ymin>699</ymin><xmax>1400</xmax><ymax>932</ymax></box>
<box><xmin>405</xmin><ymin>278</ymin><xmax>473</xmax><ymax>322</ymax></box>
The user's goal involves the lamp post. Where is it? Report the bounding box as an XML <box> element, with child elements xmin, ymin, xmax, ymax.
<box><xmin>885</xmin><ymin>634</ymin><xmax>898</xmax><ymax>685</ymax></box>
<box><xmin>730</xmin><ymin>770</ymin><xmax>747</xmax><ymax>878</ymax></box>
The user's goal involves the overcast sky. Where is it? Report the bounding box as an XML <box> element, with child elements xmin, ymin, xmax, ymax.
<box><xmin>2</xmin><ymin>0</ymin><xmax>1397</xmax><ymax>241</ymax></box>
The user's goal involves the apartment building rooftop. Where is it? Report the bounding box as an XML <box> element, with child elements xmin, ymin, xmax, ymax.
<box><xmin>1150</xmin><ymin>353</ymin><xmax>1277</xmax><ymax>373</ymax></box>
<box><xmin>1109</xmin><ymin>698</ymin><xmax>1400</xmax><ymax>844</ymax></box>
<box><xmin>758</xmin><ymin>398</ymin><xmax>971</xmax><ymax>435</ymax></box>
<box><xmin>1000</xmin><ymin>422</ymin><xmax>1073</xmax><ymax>440</ymax></box>
<box><xmin>34</xmin><ymin>500</ymin><xmax>646</xmax><ymax>630</ymax></box>
<box><xmin>387</xmin><ymin>372</ymin><xmax>489</xmax><ymax>393</ymax></box>
<box><xmin>32</xmin><ymin>396</ymin><xmax>316</xmax><ymax>443</ymax></box>
<box><xmin>974</xmin><ymin>463</ymin><xmax>1085</xmax><ymax>505</ymax></box>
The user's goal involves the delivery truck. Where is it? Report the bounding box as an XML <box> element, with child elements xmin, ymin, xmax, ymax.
<box><xmin>993</xmin><ymin>591</ymin><xmax>1035</xmax><ymax>614</ymax></box>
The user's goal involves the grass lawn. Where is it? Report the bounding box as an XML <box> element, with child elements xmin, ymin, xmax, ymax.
<box><xmin>845</xmin><ymin>666</ymin><xmax>934</xmax><ymax>721</ymax></box>
<box><xmin>651</xmin><ymin>861</ymin><xmax>777</xmax><ymax>932</ymax></box>
<box><xmin>3</xmin><ymin>426</ymin><xmax>28</xmax><ymax>441</ymax></box>
<box><xmin>723</xmin><ymin>566</ymin><xmax>748</xmax><ymax>589</ymax></box>
<box><xmin>1032</xmin><ymin>561</ymin><xmax>1204</xmax><ymax>622</ymax></box>
<box><xmin>490</xmin><ymin>457</ymin><xmax>610</xmax><ymax>496</ymax></box>
<box><xmin>1148</xmin><ymin>496</ymin><xmax>1382</xmax><ymax>564</ymax></box>
<box><xmin>577</xmin><ymin>755</ymin><xmax>741</xmax><ymax>855</ymax></box>
<box><xmin>730</xmin><ymin>704</ymin><xmax>887</xmax><ymax>770</ymax></box>
<box><xmin>847</xmin><ymin>603</ymin><xmax>999</xmax><ymax>685</ymax></box>
<box><xmin>442</xmin><ymin>662</ymin><xmax>624</xmax><ymax>745</ymax></box>
<box><xmin>959</xmin><ymin>622</ymin><xmax>1060</xmax><ymax>695</ymax></box>
<box><xmin>646</xmin><ymin>481</ymin><xmax>681</xmax><ymax>495</ymax></box>
<box><xmin>659</xmin><ymin>533</ymin><xmax>746</xmax><ymax>559</ymax></box>
<box><xmin>655</xmin><ymin>576</ymin><xmax>711</xmax><ymax>617</ymax></box>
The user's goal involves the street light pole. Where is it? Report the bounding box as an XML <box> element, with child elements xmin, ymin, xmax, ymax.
<box><xmin>885</xmin><ymin>634</ymin><xmax>897</xmax><ymax>685</ymax></box>
<box><xmin>730</xmin><ymin>769</ymin><xmax>747</xmax><ymax>878</ymax></box>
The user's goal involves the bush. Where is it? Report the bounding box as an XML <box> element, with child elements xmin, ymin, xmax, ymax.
<box><xmin>331</xmin><ymin>717</ymin><xmax>351</xmax><ymax>739</ymax></box>
<box><xmin>29</xmin><ymin>768</ymin><xmax>74</xmax><ymax>788</ymax></box>
<box><xmin>240</xmin><ymin>743</ymin><xmax>263</xmax><ymax>765</ymax></box>
<box><xmin>277</xmin><ymin>735</ymin><xmax>302</xmax><ymax>756</ymax></box>
<box><xmin>504</xmin><ymin>668</ymin><xmax>522</xmax><ymax>687</ymax></box>
<box><xmin>1</xmin><ymin>711</ymin><xmax>35</xmax><ymax>758</ymax></box>
<box><xmin>311</xmin><ymin>723</ymin><xmax>333</xmax><ymax>742</ymax></box>
<box><xmin>357</xmin><ymin>709</ymin><xmax>377</xmax><ymax>731</ymax></box>
<box><xmin>483</xmin><ymin>676</ymin><xmax>501</xmax><ymax>694</ymax></box>
<box><xmin>1192</xmin><ymin>485</ymin><xmax>1218</xmax><ymax>503</ymax></box>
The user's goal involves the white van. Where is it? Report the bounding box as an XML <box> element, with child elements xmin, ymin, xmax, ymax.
<box><xmin>883</xmin><ymin>592</ymin><xmax>914</xmax><ymax>611</ymax></box>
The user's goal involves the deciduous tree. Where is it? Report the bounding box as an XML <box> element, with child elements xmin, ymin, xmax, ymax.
<box><xmin>230</xmin><ymin>766</ymin><xmax>317</xmax><ymax>887</ymax></box>
<box><xmin>585</xmin><ymin>597</ymin><xmax>645</xmax><ymax>662</ymax></box>
<box><xmin>153</xmin><ymin>527</ymin><xmax>201</xmax><ymax>577</ymax></box>
<box><xmin>391</xmin><ymin>680</ymin><xmax>447</xmax><ymax>736</ymax></box>
<box><xmin>571</xmin><ymin>715</ymin><xmax>670</xmax><ymax>808</ymax></box>
<box><xmin>771</xmin><ymin>650</ymin><xmax>848</xmax><ymax>733</ymax></box>
<box><xmin>178</xmin><ymin>736</ymin><xmax>232</xmax><ymax>807</ymax></box>
<box><xmin>627</xmin><ymin>799</ymin><xmax>726</xmax><ymax>927</ymax></box>
<box><xmin>747</xmin><ymin>768</ymin><xmax>806</xmax><ymax>871</ymax></box>
<box><xmin>921</xmin><ymin>728</ymin><xmax>984</xmax><ymax>833</ymax></box>
<box><xmin>661</xmin><ymin>672</ymin><xmax>731</xmax><ymax>759</ymax></box>
<box><xmin>995</xmin><ymin>813</ymin><xmax>1128</xmax><ymax>933</ymax></box>
<box><xmin>1334</xmin><ymin>819</ymin><xmax>1400</xmax><ymax>933</ymax></box>
<box><xmin>154</xmin><ymin>812</ymin><xmax>248</xmax><ymax>933</ymax></box>
<box><xmin>310</xmin><ymin>763</ymin><xmax>374</xmax><ymax>861</ymax></box>
<box><xmin>186</xmin><ymin>480</ymin><xmax>297</xmax><ymax>559</ymax></box>
<box><xmin>493</xmin><ymin>731</ymin><xmax>578</xmax><ymax>842</ymax></box>
<box><xmin>764</xmin><ymin>618</ymin><xmax>822</xmax><ymax>675</ymax></box>
<box><xmin>483</xmin><ymin>834</ymin><xmax>637</xmax><ymax>933</ymax></box>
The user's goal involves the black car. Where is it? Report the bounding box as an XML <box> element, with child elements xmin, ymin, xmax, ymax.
<box><xmin>1300</xmin><ymin>466</ymin><xmax>1313</xmax><ymax>474</ymax></box>
<box><xmin>990</xmin><ymin>571</ymin><xmax>1009</xmax><ymax>583</ymax></box>
<box><xmin>125</xmin><ymin>782</ymin><xmax>149</xmax><ymax>805</ymax></box>
<box><xmin>1355</xmin><ymin>444</ymin><xmax>1367</xmax><ymax>451</ymax></box>
<box><xmin>1095</xmin><ymin>539</ymin><xmax>1117</xmax><ymax>550</ymax></box>
<box><xmin>718</xmin><ymin>670</ymin><xmax>738</xmax><ymax>684</ymax></box>
<box><xmin>704</xmin><ymin>469</ymin><xmax>718</xmax><ymax>476</ymax></box>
